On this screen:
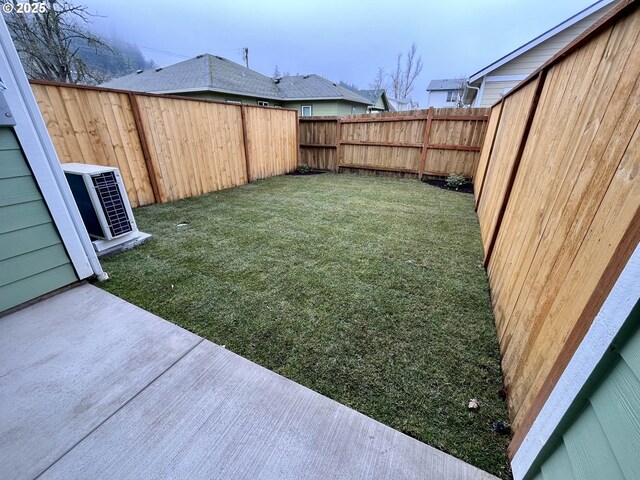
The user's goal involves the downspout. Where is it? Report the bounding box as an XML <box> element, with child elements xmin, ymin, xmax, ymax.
<box><xmin>463</xmin><ymin>82</ymin><xmax>480</xmax><ymax>107</ymax></box>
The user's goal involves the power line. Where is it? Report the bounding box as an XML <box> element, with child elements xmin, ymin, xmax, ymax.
<box><xmin>113</xmin><ymin>39</ymin><xmax>244</xmax><ymax>61</ymax></box>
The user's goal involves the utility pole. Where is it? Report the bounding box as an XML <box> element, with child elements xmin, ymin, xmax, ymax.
<box><xmin>243</xmin><ymin>47</ymin><xmax>249</xmax><ymax>69</ymax></box>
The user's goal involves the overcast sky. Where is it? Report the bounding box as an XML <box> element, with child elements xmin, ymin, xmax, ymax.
<box><xmin>83</xmin><ymin>0</ymin><xmax>601</xmax><ymax>105</ymax></box>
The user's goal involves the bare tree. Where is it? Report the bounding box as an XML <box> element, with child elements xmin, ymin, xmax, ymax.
<box><xmin>369</xmin><ymin>67</ymin><xmax>386</xmax><ymax>91</ymax></box>
<box><xmin>378</xmin><ymin>43</ymin><xmax>423</xmax><ymax>100</ymax></box>
<box><xmin>4</xmin><ymin>0</ymin><xmax>112</xmax><ymax>84</ymax></box>
<box><xmin>402</xmin><ymin>43</ymin><xmax>423</xmax><ymax>98</ymax></box>
<box><xmin>454</xmin><ymin>78</ymin><xmax>466</xmax><ymax>108</ymax></box>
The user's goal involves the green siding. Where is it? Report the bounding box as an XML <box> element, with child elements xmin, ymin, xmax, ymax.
<box><xmin>173</xmin><ymin>93</ymin><xmax>368</xmax><ymax>117</ymax></box>
<box><xmin>526</xmin><ymin>305</ymin><xmax>640</xmax><ymax>480</ymax></box>
<box><xmin>336</xmin><ymin>102</ymin><xmax>367</xmax><ymax>116</ymax></box>
<box><xmin>540</xmin><ymin>444</ymin><xmax>575</xmax><ymax>480</ymax></box>
<box><xmin>0</xmin><ymin>127</ymin><xmax>77</xmax><ymax>312</ymax></box>
<box><xmin>283</xmin><ymin>101</ymin><xmax>338</xmax><ymax>117</ymax></box>
<box><xmin>563</xmin><ymin>405</ymin><xmax>625</xmax><ymax>479</ymax></box>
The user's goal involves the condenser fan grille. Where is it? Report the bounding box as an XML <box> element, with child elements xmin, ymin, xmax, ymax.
<box><xmin>91</xmin><ymin>172</ymin><xmax>132</xmax><ymax>237</ymax></box>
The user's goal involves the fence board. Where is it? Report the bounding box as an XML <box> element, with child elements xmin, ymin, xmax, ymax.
<box><xmin>299</xmin><ymin>119</ymin><xmax>338</xmax><ymax>170</ymax></box>
<box><xmin>243</xmin><ymin>107</ymin><xmax>298</xmax><ymax>181</ymax></box>
<box><xmin>476</xmin><ymin>6</ymin><xmax>640</xmax><ymax>453</ymax></box>
<box><xmin>476</xmin><ymin>80</ymin><xmax>539</xmax><ymax>255</ymax></box>
<box><xmin>31</xmin><ymin>83</ymin><xmax>155</xmax><ymax>207</ymax></box>
<box><xmin>135</xmin><ymin>95</ymin><xmax>247</xmax><ymax>203</ymax></box>
<box><xmin>474</xmin><ymin>102</ymin><xmax>502</xmax><ymax>205</ymax></box>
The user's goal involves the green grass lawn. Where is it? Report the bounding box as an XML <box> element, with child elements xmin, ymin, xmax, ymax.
<box><xmin>99</xmin><ymin>173</ymin><xmax>511</xmax><ymax>478</ymax></box>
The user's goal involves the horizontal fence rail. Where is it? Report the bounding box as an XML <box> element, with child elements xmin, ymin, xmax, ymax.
<box><xmin>30</xmin><ymin>81</ymin><xmax>298</xmax><ymax>206</ymax></box>
<box><xmin>299</xmin><ymin>108</ymin><xmax>490</xmax><ymax>178</ymax></box>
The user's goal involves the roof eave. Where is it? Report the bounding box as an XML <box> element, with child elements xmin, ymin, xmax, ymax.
<box><xmin>151</xmin><ymin>86</ymin><xmax>283</xmax><ymax>101</ymax></box>
<box><xmin>468</xmin><ymin>0</ymin><xmax>615</xmax><ymax>82</ymax></box>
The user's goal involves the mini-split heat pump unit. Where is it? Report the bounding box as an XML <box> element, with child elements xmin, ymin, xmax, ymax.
<box><xmin>61</xmin><ymin>163</ymin><xmax>149</xmax><ymax>255</ymax></box>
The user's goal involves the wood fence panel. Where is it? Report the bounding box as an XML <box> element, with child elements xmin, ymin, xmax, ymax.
<box><xmin>476</xmin><ymin>80</ymin><xmax>538</xmax><ymax>253</ymax></box>
<box><xmin>474</xmin><ymin>102</ymin><xmax>502</xmax><ymax>205</ymax></box>
<box><xmin>331</xmin><ymin>108</ymin><xmax>489</xmax><ymax>176</ymax></box>
<box><xmin>244</xmin><ymin>107</ymin><xmax>298</xmax><ymax>181</ymax></box>
<box><xmin>299</xmin><ymin>119</ymin><xmax>337</xmax><ymax>170</ymax></box>
<box><xmin>340</xmin><ymin>115</ymin><xmax>424</xmax><ymax>172</ymax></box>
<box><xmin>340</xmin><ymin>145</ymin><xmax>421</xmax><ymax>172</ymax></box>
<box><xmin>135</xmin><ymin>95</ymin><xmax>247</xmax><ymax>203</ymax></box>
<box><xmin>31</xmin><ymin>83</ymin><xmax>155</xmax><ymax>207</ymax></box>
<box><xmin>479</xmin><ymin>7</ymin><xmax>640</xmax><ymax>446</ymax></box>
<box><xmin>424</xmin><ymin>150</ymin><xmax>477</xmax><ymax>177</ymax></box>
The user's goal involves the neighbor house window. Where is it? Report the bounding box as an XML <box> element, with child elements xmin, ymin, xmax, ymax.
<box><xmin>301</xmin><ymin>105</ymin><xmax>312</xmax><ymax>117</ymax></box>
<box><xmin>446</xmin><ymin>90</ymin><xmax>459</xmax><ymax>102</ymax></box>
<box><xmin>351</xmin><ymin>106</ymin><xmax>357</xmax><ymax>114</ymax></box>
<box><xmin>258</xmin><ymin>101</ymin><xmax>269</xmax><ymax>106</ymax></box>
<box><xmin>226</xmin><ymin>100</ymin><xmax>241</xmax><ymax>104</ymax></box>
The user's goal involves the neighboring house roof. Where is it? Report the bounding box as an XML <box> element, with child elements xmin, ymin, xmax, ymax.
<box><xmin>426</xmin><ymin>79</ymin><xmax>464</xmax><ymax>91</ymax></box>
<box><xmin>102</xmin><ymin>55</ymin><xmax>372</xmax><ymax>105</ymax></box>
<box><xmin>356</xmin><ymin>89</ymin><xmax>384</xmax><ymax>103</ymax></box>
<box><xmin>102</xmin><ymin>54</ymin><xmax>281</xmax><ymax>99</ymax></box>
<box><xmin>275</xmin><ymin>74</ymin><xmax>371</xmax><ymax>104</ymax></box>
<box><xmin>468</xmin><ymin>0</ymin><xmax>616</xmax><ymax>83</ymax></box>
<box><xmin>355</xmin><ymin>89</ymin><xmax>395</xmax><ymax>111</ymax></box>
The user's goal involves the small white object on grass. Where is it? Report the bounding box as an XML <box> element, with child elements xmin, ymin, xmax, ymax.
<box><xmin>468</xmin><ymin>398</ymin><xmax>480</xmax><ymax>410</ymax></box>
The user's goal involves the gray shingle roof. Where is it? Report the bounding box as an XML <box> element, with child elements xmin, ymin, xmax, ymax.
<box><xmin>426</xmin><ymin>79</ymin><xmax>465</xmax><ymax>91</ymax></box>
<box><xmin>356</xmin><ymin>89</ymin><xmax>384</xmax><ymax>103</ymax></box>
<box><xmin>101</xmin><ymin>55</ymin><xmax>372</xmax><ymax>105</ymax></box>
<box><xmin>102</xmin><ymin>54</ymin><xmax>281</xmax><ymax>98</ymax></box>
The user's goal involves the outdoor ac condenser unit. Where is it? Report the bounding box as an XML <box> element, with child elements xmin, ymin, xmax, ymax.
<box><xmin>61</xmin><ymin>163</ymin><xmax>150</xmax><ymax>256</ymax></box>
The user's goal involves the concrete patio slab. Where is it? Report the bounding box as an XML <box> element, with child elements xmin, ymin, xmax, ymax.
<box><xmin>1</xmin><ymin>284</ymin><xmax>498</xmax><ymax>480</ymax></box>
<box><xmin>0</xmin><ymin>284</ymin><xmax>201</xmax><ymax>479</ymax></box>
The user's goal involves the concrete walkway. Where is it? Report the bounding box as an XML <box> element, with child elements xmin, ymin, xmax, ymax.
<box><xmin>0</xmin><ymin>283</ymin><xmax>497</xmax><ymax>480</ymax></box>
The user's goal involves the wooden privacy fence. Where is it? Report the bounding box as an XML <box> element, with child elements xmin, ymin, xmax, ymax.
<box><xmin>299</xmin><ymin>108</ymin><xmax>490</xmax><ymax>178</ymax></box>
<box><xmin>474</xmin><ymin>1</ymin><xmax>640</xmax><ymax>457</ymax></box>
<box><xmin>31</xmin><ymin>81</ymin><xmax>298</xmax><ymax>207</ymax></box>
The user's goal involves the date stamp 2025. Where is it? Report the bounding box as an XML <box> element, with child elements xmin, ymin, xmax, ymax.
<box><xmin>3</xmin><ymin>2</ymin><xmax>48</xmax><ymax>14</ymax></box>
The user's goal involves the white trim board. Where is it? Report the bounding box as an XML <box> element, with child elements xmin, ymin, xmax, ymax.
<box><xmin>512</xmin><ymin>243</ymin><xmax>640</xmax><ymax>480</ymax></box>
<box><xmin>0</xmin><ymin>16</ymin><xmax>104</xmax><ymax>280</ymax></box>
<box><xmin>469</xmin><ymin>0</ymin><xmax>616</xmax><ymax>83</ymax></box>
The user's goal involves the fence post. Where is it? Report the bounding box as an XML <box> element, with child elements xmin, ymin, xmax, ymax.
<box><xmin>483</xmin><ymin>70</ymin><xmax>547</xmax><ymax>268</ymax></box>
<box><xmin>418</xmin><ymin>107</ymin><xmax>433</xmax><ymax>178</ymax></box>
<box><xmin>296</xmin><ymin>112</ymin><xmax>300</xmax><ymax>168</ymax></box>
<box><xmin>127</xmin><ymin>92</ymin><xmax>162</xmax><ymax>204</ymax></box>
<box><xmin>240</xmin><ymin>105</ymin><xmax>251</xmax><ymax>183</ymax></box>
<box><xmin>335</xmin><ymin>117</ymin><xmax>342</xmax><ymax>173</ymax></box>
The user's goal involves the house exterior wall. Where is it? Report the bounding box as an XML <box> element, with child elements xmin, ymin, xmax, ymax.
<box><xmin>336</xmin><ymin>101</ymin><xmax>367</xmax><ymax>116</ymax></box>
<box><xmin>283</xmin><ymin>101</ymin><xmax>334</xmax><ymax>117</ymax></box>
<box><xmin>0</xmin><ymin>127</ymin><xmax>77</xmax><ymax>312</ymax></box>
<box><xmin>491</xmin><ymin>7</ymin><xmax>615</xmax><ymax>78</ymax></box>
<box><xmin>369</xmin><ymin>96</ymin><xmax>386</xmax><ymax>111</ymax></box>
<box><xmin>282</xmin><ymin>101</ymin><xmax>365</xmax><ymax>117</ymax></box>
<box><xmin>525</xmin><ymin>307</ymin><xmax>640</xmax><ymax>480</ymax></box>
<box><xmin>427</xmin><ymin>90</ymin><xmax>461</xmax><ymax>108</ymax></box>
<box><xmin>474</xmin><ymin>3</ymin><xmax>617</xmax><ymax>107</ymax></box>
<box><xmin>173</xmin><ymin>93</ymin><xmax>367</xmax><ymax>117</ymax></box>
<box><xmin>477</xmin><ymin>80</ymin><xmax>522</xmax><ymax>107</ymax></box>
